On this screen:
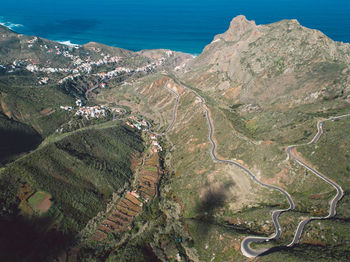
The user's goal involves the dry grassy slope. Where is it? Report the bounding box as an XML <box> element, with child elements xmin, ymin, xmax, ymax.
<box><xmin>182</xmin><ymin>15</ymin><xmax>350</xmax><ymax>107</ymax></box>
<box><xmin>93</xmin><ymin>17</ymin><xmax>350</xmax><ymax>260</ymax></box>
<box><xmin>96</xmin><ymin>80</ymin><xmax>348</xmax><ymax>260</ymax></box>
<box><xmin>164</xmin><ymin>16</ymin><xmax>350</xmax><ymax>216</ymax></box>
<box><xmin>83</xmin><ymin>42</ymin><xmax>135</xmax><ymax>57</ymax></box>
<box><xmin>97</xmin><ymin>74</ymin><xmax>285</xmax><ymax>218</ymax></box>
<box><xmin>137</xmin><ymin>49</ymin><xmax>193</xmax><ymax>67</ymax></box>
<box><xmin>96</xmin><ymin>74</ymin><xmax>300</xmax><ymax>261</ymax></box>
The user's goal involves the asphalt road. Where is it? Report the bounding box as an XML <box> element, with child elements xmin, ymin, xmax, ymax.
<box><xmin>85</xmin><ymin>80</ymin><xmax>103</xmax><ymax>98</ymax></box>
<box><xmin>166</xmin><ymin>73</ymin><xmax>295</xmax><ymax>258</ymax></box>
<box><xmin>166</xmin><ymin>73</ymin><xmax>350</xmax><ymax>257</ymax></box>
<box><xmin>286</xmin><ymin>114</ymin><xmax>350</xmax><ymax>246</ymax></box>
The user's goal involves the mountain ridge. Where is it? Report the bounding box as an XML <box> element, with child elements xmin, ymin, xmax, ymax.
<box><xmin>180</xmin><ymin>15</ymin><xmax>350</xmax><ymax>110</ymax></box>
<box><xmin>1</xmin><ymin>15</ymin><xmax>350</xmax><ymax>262</ymax></box>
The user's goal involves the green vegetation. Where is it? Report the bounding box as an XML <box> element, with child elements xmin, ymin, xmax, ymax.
<box><xmin>0</xmin><ymin>113</ymin><xmax>42</xmax><ymax>165</ymax></box>
<box><xmin>185</xmin><ymin>219</ymin><xmax>244</xmax><ymax>261</ymax></box>
<box><xmin>2</xmin><ymin>16</ymin><xmax>350</xmax><ymax>261</ymax></box>
<box><xmin>1</xmin><ymin>123</ymin><xmax>144</xmax><ymax>232</ymax></box>
<box><xmin>299</xmin><ymin>118</ymin><xmax>350</xmax><ymax>189</ymax></box>
<box><xmin>28</xmin><ymin>191</ymin><xmax>49</xmax><ymax>207</ymax></box>
<box><xmin>0</xmin><ymin>74</ymin><xmax>74</xmax><ymax>137</ymax></box>
<box><xmin>145</xmin><ymin>166</ymin><xmax>157</xmax><ymax>172</ymax></box>
<box><xmin>221</xmin><ymin>107</ymin><xmax>256</xmax><ymax>138</ymax></box>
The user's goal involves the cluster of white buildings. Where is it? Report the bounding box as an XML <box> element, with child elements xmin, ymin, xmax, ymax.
<box><xmin>26</xmin><ymin>63</ymin><xmax>71</xmax><ymax>73</ymax></box>
<box><xmin>125</xmin><ymin>116</ymin><xmax>162</xmax><ymax>152</ymax></box>
<box><xmin>60</xmin><ymin>106</ymin><xmax>73</xmax><ymax>111</ymax></box>
<box><xmin>150</xmin><ymin>134</ymin><xmax>162</xmax><ymax>152</ymax></box>
<box><xmin>55</xmin><ymin>55</ymin><xmax>121</xmax><ymax>78</ymax></box>
<box><xmin>174</xmin><ymin>62</ymin><xmax>187</xmax><ymax>71</ymax></box>
<box><xmin>60</xmin><ymin>100</ymin><xmax>127</xmax><ymax>120</ymax></box>
<box><xmin>23</xmin><ymin>40</ymin><xmax>122</xmax><ymax>76</ymax></box>
<box><xmin>5</xmin><ymin>35</ymin><xmax>171</xmax><ymax>82</ymax></box>
<box><xmin>6</xmin><ymin>39</ymin><xmax>172</xmax><ymax>90</ymax></box>
<box><xmin>125</xmin><ymin>116</ymin><xmax>148</xmax><ymax>130</ymax></box>
<box><xmin>75</xmin><ymin>106</ymin><xmax>106</xmax><ymax>119</ymax></box>
<box><xmin>27</xmin><ymin>37</ymin><xmax>38</xmax><ymax>48</ymax></box>
<box><xmin>1</xmin><ymin>60</ymin><xmax>24</xmax><ymax>73</ymax></box>
<box><xmin>39</xmin><ymin>77</ymin><xmax>49</xmax><ymax>85</ymax></box>
<box><xmin>92</xmin><ymin>57</ymin><xmax>166</xmax><ymax>82</ymax></box>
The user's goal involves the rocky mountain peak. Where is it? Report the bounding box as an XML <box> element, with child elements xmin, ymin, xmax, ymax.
<box><xmin>214</xmin><ymin>15</ymin><xmax>257</xmax><ymax>42</ymax></box>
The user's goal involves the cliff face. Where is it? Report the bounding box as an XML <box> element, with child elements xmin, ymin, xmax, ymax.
<box><xmin>182</xmin><ymin>15</ymin><xmax>350</xmax><ymax>107</ymax></box>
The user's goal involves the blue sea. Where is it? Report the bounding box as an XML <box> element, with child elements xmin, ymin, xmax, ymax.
<box><xmin>1</xmin><ymin>0</ymin><xmax>350</xmax><ymax>54</ymax></box>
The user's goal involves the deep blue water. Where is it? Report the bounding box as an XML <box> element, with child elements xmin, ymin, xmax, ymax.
<box><xmin>1</xmin><ymin>0</ymin><xmax>350</xmax><ymax>54</ymax></box>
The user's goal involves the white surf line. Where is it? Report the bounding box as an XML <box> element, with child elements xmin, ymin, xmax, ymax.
<box><xmin>287</xmin><ymin>113</ymin><xmax>350</xmax><ymax>246</ymax></box>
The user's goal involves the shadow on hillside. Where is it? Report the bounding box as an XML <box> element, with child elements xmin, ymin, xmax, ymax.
<box><xmin>259</xmin><ymin>243</ymin><xmax>350</xmax><ymax>261</ymax></box>
<box><xmin>193</xmin><ymin>180</ymin><xmax>236</xmax><ymax>238</ymax></box>
<box><xmin>0</xmin><ymin>215</ymin><xmax>75</xmax><ymax>262</ymax></box>
<box><xmin>0</xmin><ymin>125</ymin><xmax>42</xmax><ymax>165</ymax></box>
<box><xmin>258</xmin><ymin>245</ymin><xmax>291</xmax><ymax>257</ymax></box>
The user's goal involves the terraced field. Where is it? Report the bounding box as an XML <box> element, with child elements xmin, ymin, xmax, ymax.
<box><xmin>91</xmin><ymin>151</ymin><xmax>161</xmax><ymax>241</ymax></box>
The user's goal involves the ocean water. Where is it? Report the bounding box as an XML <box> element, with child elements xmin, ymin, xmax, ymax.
<box><xmin>1</xmin><ymin>0</ymin><xmax>350</xmax><ymax>54</ymax></box>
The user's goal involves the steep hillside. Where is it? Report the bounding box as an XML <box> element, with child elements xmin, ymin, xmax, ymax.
<box><xmin>0</xmin><ymin>123</ymin><xmax>144</xmax><ymax>261</ymax></box>
<box><xmin>183</xmin><ymin>15</ymin><xmax>350</xmax><ymax>107</ymax></box>
<box><xmin>1</xmin><ymin>15</ymin><xmax>350</xmax><ymax>262</ymax></box>
<box><xmin>0</xmin><ymin>24</ymin><xmax>192</xmax><ymax>163</ymax></box>
<box><xmin>95</xmin><ymin>16</ymin><xmax>350</xmax><ymax>261</ymax></box>
<box><xmin>0</xmin><ymin>113</ymin><xmax>42</xmax><ymax>165</ymax></box>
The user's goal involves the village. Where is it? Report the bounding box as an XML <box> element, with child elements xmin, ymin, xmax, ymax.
<box><xmin>2</xmin><ymin>36</ymin><xmax>170</xmax><ymax>86</ymax></box>
<box><xmin>125</xmin><ymin>116</ymin><xmax>162</xmax><ymax>151</ymax></box>
<box><xmin>1</xmin><ymin>35</ymin><xmax>174</xmax><ymax>96</ymax></box>
<box><xmin>59</xmin><ymin>99</ymin><xmax>122</xmax><ymax>120</ymax></box>
<box><xmin>59</xmin><ymin>98</ymin><xmax>163</xmax><ymax>153</ymax></box>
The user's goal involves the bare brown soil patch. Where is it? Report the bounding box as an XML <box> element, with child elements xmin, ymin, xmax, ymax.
<box><xmin>308</xmin><ymin>193</ymin><xmax>326</xmax><ymax>199</ymax></box>
<box><xmin>301</xmin><ymin>239</ymin><xmax>326</xmax><ymax>247</ymax></box>
<box><xmin>223</xmin><ymin>85</ymin><xmax>242</xmax><ymax>100</ymax></box>
<box><xmin>0</xmin><ymin>97</ymin><xmax>12</xmax><ymax>118</ymax></box>
<box><xmin>36</xmin><ymin>194</ymin><xmax>52</xmax><ymax>213</ymax></box>
<box><xmin>17</xmin><ymin>183</ymin><xmax>34</xmax><ymax>201</ymax></box>
<box><xmin>262</xmin><ymin>167</ymin><xmax>291</xmax><ymax>187</ymax></box>
<box><xmin>40</xmin><ymin>107</ymin><xmax>55</xmax><ymax>116</ymax></box>
<box><xmin>92</xmin><ymin>151</ymin><xmax>161</xmax><ymax>241</ymax></box>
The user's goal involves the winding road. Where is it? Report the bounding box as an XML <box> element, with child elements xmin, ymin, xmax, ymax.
<box><xmin>166</xmin><ymin>73</ymin><xmax>296</xmax><ymax>257</ymax></box>
<box><xmin>286</xmin><ymin>114</ymin><xmax>350</xmax><ymax>246</ymax></box>
<box><xmin>165</xmin><ymin>72</ymin><xmax>350</xmax><ymax>258</ymax></box>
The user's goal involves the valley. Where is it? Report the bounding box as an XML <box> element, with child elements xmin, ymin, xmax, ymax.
<box><xmin>1</xmin><ymin>14</ymin><xmax>350</xmax><ymax>262</ymax></box>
